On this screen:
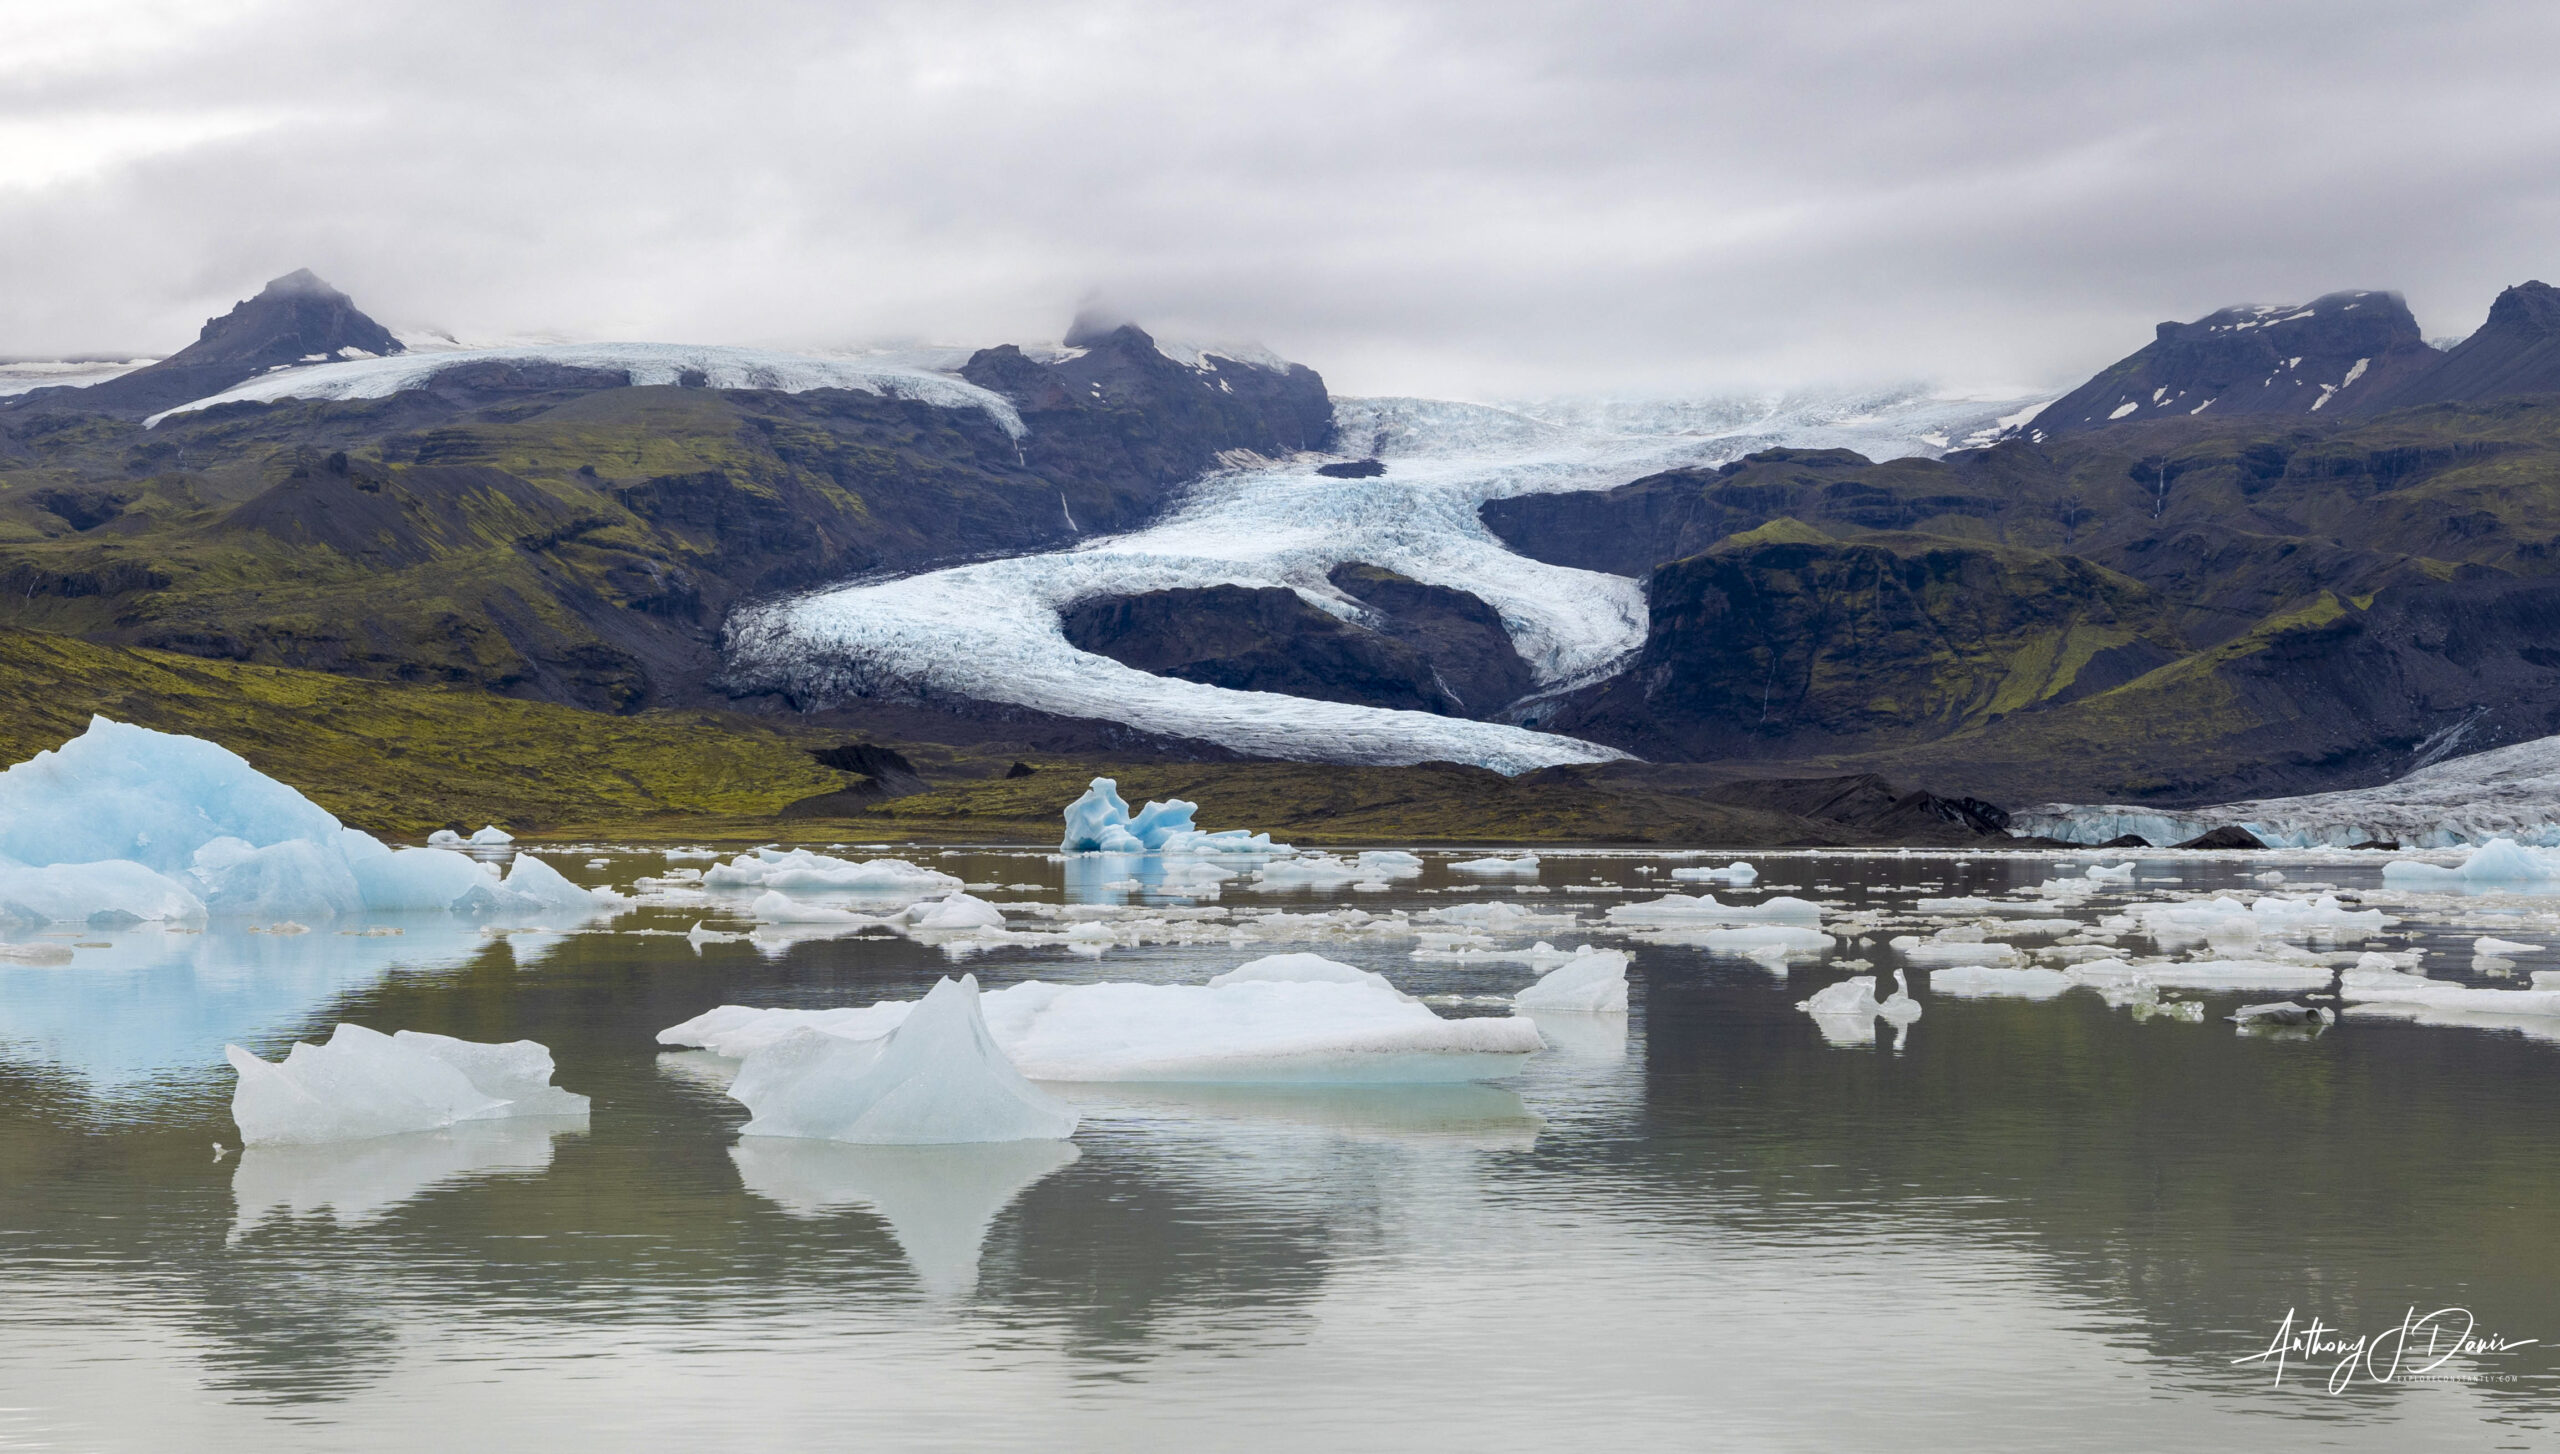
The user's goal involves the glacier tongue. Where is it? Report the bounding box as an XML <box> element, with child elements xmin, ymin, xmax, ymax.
<box><xmin>726</xmin><ymin>390</ymin><xmax>2037</xmax><ymax>772</ymax></box>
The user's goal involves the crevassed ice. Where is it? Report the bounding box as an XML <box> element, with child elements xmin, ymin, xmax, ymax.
<box><xmin>2019</xmin><ymin>734</ymin><xmax>2560</xmax><ymax>848</ymax></box>
<box><xmin>144</xmin><ymin>342</ymin><xmax>1027</xmax><ymax>437</ymax></box>
<box><xmin>729</xmin><ymin>390</ymin><xmax>2037</xmax><ymax>772</ymax></box>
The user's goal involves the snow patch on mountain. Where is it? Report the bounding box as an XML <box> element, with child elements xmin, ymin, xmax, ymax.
<box><xmin>142</xmin><ymin>342</ymin><xmax>1027</xmax><ymax>436</ymax></box>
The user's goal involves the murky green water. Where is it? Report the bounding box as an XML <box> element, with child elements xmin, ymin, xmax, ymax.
<box><xmin>4</xmin><ymin>847</ymin><xmax>2557</xmax><ymax>1451</ymax></box>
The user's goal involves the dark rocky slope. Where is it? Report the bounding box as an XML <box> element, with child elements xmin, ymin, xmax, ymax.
<box><xmin>1494</xmin><ymin>396</ymin><xmax>2560</xmax><ymax>803</ymax></box>
<box><xmin>2029</xmin><ymin>291</ymin><xmax>2440</xmax><ymax>437</ymax></box>
<box><xmin>0</xmin><ymin>279</ymin><xmax>1335</xmax><ymax>714</ymax></box>
<box><xmin>2358</xmin><ymin>281</ymin><xmax>2560</xmax><ymax>410</ymax></box>
<box><xmin>1059</xmin><ymin>566</ymin><xmax>1533</xmax><ymax>718</ymax></box>
<box><xmin>8</xmin><ymin>270</ymin><xmax>404</xmax><ymax>419</ymax></box>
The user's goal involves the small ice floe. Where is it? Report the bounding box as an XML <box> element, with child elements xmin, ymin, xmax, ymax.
<box><xmin>427</xmin><ymin>829</ymin><xmax>464</xmax><ymax>847</ymax></box>
<box><xmin>1512</xmin><ymin>948</ymin><xmax>1629</xmax><ymax>1013</ymax></box>
<box><xmin>1605</xmin><ymin>893</ymin><xmax>1824</xmax><ymax>926</ymax></box>
<box><xmin>661</xmin><ymin>958</ymin><xmax>1542</xmax><ymax>1083</ymax></box>
<box><xmin>1449</xmin><ymin>854</ymin><xmax>1541</xmax><ymax>878</ymax></box>
<box><xmin>706</xmin><ymin>848</ymin><xmax>962</xmax><ymax>895</ymax></box>
<box><xmin>2476</xmin><ymin>936</ymin><xmax>2544</xmax><ymax>958</ymax></box>
<box><xmin>1893</xmin><ymin>935</ymin><xmax>2025</xmax><ymax>967</ymax></box>
<box><xmin>1669</xmin><ymin>861</ymin><xmax>1757</xmax><ymax>885</ymax></box>
<box><xmin>2086</xmin><ymin>862</ymin><xmax>2137</xmax><ymax>883</ymax></box>
<box><xmin>2382</xmin><ymin>838</ymin><xmax>2559</xmax><ymax>889</ymax></box>
<box><xmin>467</xmin><ymin>825</ymin><xmax>514</xmax><ymax>846</ymax></box>
<box><xmin>1255</xmin><ymin>851</ymin><xmax>1418</xmax><ymax>888</ymax></box>
<box><xmin>1697</xmin><ymin>925</ymin><xmax>1833</xmax><ymax>960</ymax></box>
<box><xmin>903</xmin><ymin>892</ymin><xmax>1009</xmax><ymax>931</ymax></box>
<box><xmin>1927</xmin><ymin>965</ymin><xmax>2075</xmax><ymax>999</ymax></box>
<box><xmin>726</xmin><ymin>975</ymin><xmax>1079</xmax><ymax>1144</ymax></box>
<box><xmin>1795</xmin><ymin>974</ymin><xmax>1891</xmax><ymax>1046</ymax></box>
<box><xmin>226</xmin><ymin>1025</ymin><xmax>588</xmax><ymax>1145</ymax></box>
<box><xmin>746</xmin><ymin>891</ymin><xmax>884</xmax><ymax>926</ymax></box>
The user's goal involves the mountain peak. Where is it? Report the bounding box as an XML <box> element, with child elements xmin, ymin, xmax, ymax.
<box><xmin>5</xmin><ymin>268</ymin><xmax>404</xmax><ymax>418</ymax></box>
<box><xmin>2360</xmin><ymin>278</ymin><xmax>2560</xmax><ymax>411</ymax></box>
<box><xmin>2031</xmin><ymin>289</ymin><xmax>2438</xmax><ymax>437</ymax></box>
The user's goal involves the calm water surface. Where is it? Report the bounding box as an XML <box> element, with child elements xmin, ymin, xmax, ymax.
<box><xmin>4</xmin><ymin>847</ymin><xmax>2557</xmax><ymax>1451</ymax></box>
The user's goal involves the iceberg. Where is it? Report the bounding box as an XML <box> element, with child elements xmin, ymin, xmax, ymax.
<box><xmin>0</xmin><ymin>718</ymin><xmax>620</xmax><ymax>924</ymax></box>
<box><xmin>467</xmin><ymin>825</ymin><xmax>515</xmax><ymax>846</ymax></box>
<box><xmin>2382</xmin><ymin>838</ymin><xmax>2560</xmax><ymax>889</ymax></box>
<box><xmin>1669</xmin><ymin>861</ymin><xmax>1757</xmax><ymax>884</ymax></box>
<box><xmin>1798</xmin><ymin>976</ymin><xmax>1882</xmax><ymax>1016</ymax></box>
<box><xmin>1207</xmin><ymin>952</ymin><xmax>1398</xmax><ymax>992</ymax></box>
<box><xmin>905</xmin><ymin>892</ymin><xmax>1009</xmax><ymax>931</ymax></box>
<box><xmin>1059</xmin><ymin>777</ymin><xmax>1284</xmax><ymax>855</ymax></box>
<box><xmin>726</xmin><ymin>975</ymin><xmax>1079</xmax><ymax>1144</ymax></box>
<box><xmin>1512</xmin><ymin>947</ymin><xmax>1629</xmax><ymax>1012</ymax></box>
<box><xmin>1449</xmin><ymin>854</ymin><xmax>1540</xmax><ymax>877</ymax></box>
<box><xmin>729</xmin><ymin>1137</ymin><xmax>1080</xmax><ymax>1296</ymax></box>
<box><xmin>663</xmin><ymin>973</ymin><xmax>1543</xmax><ymax>1083</ymax></box>
<box><xmin>705</xmin><ymin>847</ymin><xmax>962</xmax><ymax>895</ymax></box>
<box><xmin>1927</xmin><ymin>965</ymin><xmax>2075</xmax><ymax>999</ymax></box>
<box><xmin>226</xmin><ymin>1024</ymin><xmax>589</xmax><ymax>1145</ymax></box>
<box><xmin>1606</xmin><ymin>893</ymin><xmax>1824</xmax><ymax>926</ymax></box>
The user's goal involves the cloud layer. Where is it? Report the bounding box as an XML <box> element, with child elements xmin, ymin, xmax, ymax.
<box><xmin>4</xmin><ymin>0</ymin><xmax>2556</xmax><ymax>396</ymax></box>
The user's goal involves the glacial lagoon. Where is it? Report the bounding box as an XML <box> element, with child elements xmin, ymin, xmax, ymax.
<box><xmin>5</xmin><ymin>845</ymin><xmax>2560</xmax><ymax>1451</ymax></box>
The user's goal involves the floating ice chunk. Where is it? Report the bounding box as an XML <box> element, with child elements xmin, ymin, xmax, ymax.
<box><xmin>1450</xmin><ymin>854</ymin><xmax>1540</xmax><ymax>877</ymax></box>
<box><xmin>1927</xmin><ymin>965</ymin><xmax>2074</xmax><ymax>999</ymax></box>
<box><xmin>345</xmin><ymin>842</ymin><xmax>496</xmax><ymax>912</ymax></box>
<box><xmin>728</xmin><ymin>1137</ymin><xmax>1080</xmax><ymax>1296</ymax></box>
<box><xmin>427</xmin><ymin>829</ymin><xmax>465</xmax><ymax>847</ymax></box>
<box><xmin>467</xmin><ymin>825</ymin><xmax>514</xmax><ymax>846</ymax></box>
<box><xmin>1422</xmin><ymin>900</ymin><xmax>1577</xmax><ymax>931</ymax></box>
<box><xmin>2383</xmin><ymin>838</ymin><xmax>2559</xmax><ymax>888</ymax></box>
<box><xmin>709</xmin><ymin>848</ymin><xmax>962</xmax><ymax>895</ymax></box>
<box><xmin>906</xmin><ymin>892</ymin><xmax>1008</xmax><ymax>931</ymax></box>
<box><xmin>1877</xmin><ymin>969</ymin><xmax>1922</xmax><ymax>1023</ymax></box>
<box><xmin>2100</xmin><ymin>957</ymin><xmax>2333</xmax><ymax>991</ymax></box>
<box><xmin>226</xmin><ymin>1024</ymin><xmax>588</xmax><ymax>1145</ymax></box>
<box><xmin>2476</xmin><ymin>936</ymin><xmax>2545</xmax><ymax>957</ymax></box>
<box><xmin>2339</xmin><ymin>967</ymin><xmax>2560</xmax><ymax>1015</ymax></box>
<box><xmin>1701</xmin><ymin>925</ymin><xmax>1833</xmax><ymax>955</ymax></box>
<box><xmin>483</xmin><ymin>853</ymin><xmax>617</xmax><ymax>915</ymax></box>
<box><xmin>1207</xmin><ymin>952</ymin><xmax>1396</xmax><ymax>992</ymax></box>
<box><xmin>2086</xmin><ymin>862</ymin><xmax>2136</xmax><ymax>882</ymax></box>
<box><xmin>727</xmin><ymin>976</ymin><xmax>1079</xmax><ymax>1144</ymax></box>
<box><xmin>1255</xmin><ymin>853</ymin><xmax>1369</xmax><ymax>887</ymax></box>
<box><xmin>1894</xmin><ymin>937</ymin><xmax>2024</xmax><ymax>967</ymax></box>
<box><xmin>1670</xmin><ymin>861</ymin><xmax>1757</xmax><ymax>884</ymax></box>
<box><xmin>1355</xmin><ymin>850</ymin><xmax>1424</xmax><ymax>877</ymax></box>
<box><xmin>665</xmin><ymin>977</ymin><xmax>1542</xmax><ymax>1083</ymax></box>
<box><xmin>1061</xmin><ymin>776</ymin><xmax>1282</xmax><ymax>855</ymax></box>
<box><xmin>1512</xmin><ymin>947</ymin><xmax>1628</xmax><ymax>1012</ymax></box>
<box><xmin>1798</xmin><ymin>977</ymin><xmax>1880</xmax><ymax>1015</ymax></box>
<box><xmin>748</xmin><ymin>891</ymin><xmax>881</xmax><ymax>925</ymax></box>
<box><xmin>1606</xmin><ymin>893</ymin><xmax>1824</xmax><ymax>926</ymax></box>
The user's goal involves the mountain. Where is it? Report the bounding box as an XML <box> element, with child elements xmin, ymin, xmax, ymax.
<box><xmin>2028</xmin><ymin>290</ymin><xmax>2439</xmax><ymax>437</ymax></box>
<box><xmin>0</xmin><ymin>277</ymin><xmax>1333</xmax><ymax>718</ymax></box>
<box><xmin>8</xmin><ymin>270</ymin><xmax>403</xmax><ymax>419</ymax></box>
<box><xmin>1491</xmin><ymin>397</ymin><xmax>2560</xmax><ymax>802</ymax></box>
<box><xmin>2357</xmin><ymin>280</ymin><xmax>2560</xmax><ymax>409</ymax></box>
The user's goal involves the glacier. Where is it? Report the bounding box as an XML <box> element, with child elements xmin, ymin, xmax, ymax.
<box><xmin>660</xmin><ymin>966</ymin><xmax>1545</xmax><ymax>1083</ymax></box>
<box><xmin>727</xmin><ymin>388</ymin><xmax>2040</xmax><ymax>772</ymax></box>
<box><xmin>226</xmin><ymin>1024</ymin><xmax>589</xmax><ymax>1145</ymax></box>
<box><xmin>0</xmin><ymin>717</ymin><xmax>621</xmax><ymax>925</ymax></box>
<box><xmin>144</xmin><ymin>341</ymin><xmax>1028</xmax><ymax>436</ymax></box>
<box><xmin>725</xmin><ymin>975</ymin><xmax>1080</xmax><ymax>1144</ymax></box>
<box><xmin>2019</xmin><ymin>733</ymin><xmax>2560</xmax><ymax>848</ymax></box>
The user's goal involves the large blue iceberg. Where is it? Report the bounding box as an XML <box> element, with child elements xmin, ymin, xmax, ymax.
<box><xmin>1057</xmin><ymin>776</ymin><xmax>1285</xmax><ymax>855</ymax></box>
<box><xmin>0</xmin><ymin>717</ymin><xmax>620</xmax><ymax>925</ymax></box>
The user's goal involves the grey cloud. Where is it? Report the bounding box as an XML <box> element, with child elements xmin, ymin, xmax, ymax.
<box><xmin>2</xmin><ymin>0</ymin><xmax>2557</xmax><ymax>397</ymax></box>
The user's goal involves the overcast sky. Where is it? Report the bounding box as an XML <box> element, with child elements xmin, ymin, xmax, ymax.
<box><xmin>3</xmin><ymin>0</ymin><xmax>2556</xmax><ymax>397</ymax></box>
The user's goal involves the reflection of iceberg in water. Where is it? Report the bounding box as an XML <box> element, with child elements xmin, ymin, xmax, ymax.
<box><xmin>1522</xmin><ymin>1010</ymin><xmax>1630</xmax><ymax>1063</ymax></box>
<box><xmin>1065</xmin><ymin>1082</ymin><xmax>1541</xmax><ymax>1152</ymax></box>
<box><xmin>0</xmin><ymin>920</ymin><xmax>499</xmax><ymax>1089</ymax></box>
<box><xmin>230</xmin><ymin>1116</ymin><xmax>582</xmax><ymax>1236</ymax></box>
<box><xmin>729</xmin><ymin>1138</ymin><xmax>1081</xmax><ymax>1296</ymax></box>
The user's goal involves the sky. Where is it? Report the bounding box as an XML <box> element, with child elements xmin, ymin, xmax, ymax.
<box><xmin>2</xmin><ymin>0</ymin><xmax>2557</xmax><ymax>398</ymax></box>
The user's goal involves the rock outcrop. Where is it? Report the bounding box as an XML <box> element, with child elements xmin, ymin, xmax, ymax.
<box><xmin>2356</xmin><ymin>280</ymin><xmax>2560</xmax><ymax>410</ymax></box>
<box><xmin>12</xmin><ymin>270</ymin><xmax>403</xmax><ymax>418</ymax></box>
